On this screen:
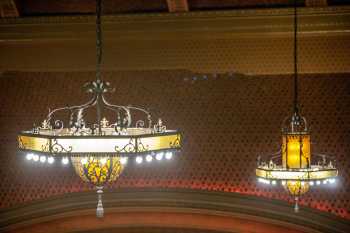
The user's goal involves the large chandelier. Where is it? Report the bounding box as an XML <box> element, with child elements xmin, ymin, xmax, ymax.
<box><xmin>17</xmin><ymin>0</ymin><xmax>181</xmax><ymax>218</ymax></box>
<box><xmin>255</xmin><ymin>1</ymin><xmax>338</xmax><ymax>212</ymax></box>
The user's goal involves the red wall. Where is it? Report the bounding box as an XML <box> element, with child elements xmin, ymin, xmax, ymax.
<box><xmin>0</xmin><ymin>70</ymin><xmax>349</xmax><ymax>219</ymax></box>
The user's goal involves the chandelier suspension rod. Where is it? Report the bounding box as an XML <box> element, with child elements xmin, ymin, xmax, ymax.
<box><xmin>96</xmin><ymin>0</ymin><xmax>102</xmax><ymax>83</ymax></box>
<box><xmin>293</xmin><ymin>0</ymin><xmax>298</xmax><ymax>114</ymax></box>
<box><xmin>96</xmin><ymin>0</ymin><xmax>102</xmax><ymax>135</ymax></box>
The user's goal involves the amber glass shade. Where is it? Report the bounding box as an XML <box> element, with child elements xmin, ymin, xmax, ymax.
<box><xmin>71</xmin><ymin>156</ymin><xmax>124</xmax><ymax>186</ymax></box>
<box><xmin>282</xmin><ymin>133</ymin><xmax>311</xmax><ymax>169</ymax></box>
<box><xmin>283</xmin><ymin>181</ymin><xmax>310</xmax><ymax>196</ymax></box>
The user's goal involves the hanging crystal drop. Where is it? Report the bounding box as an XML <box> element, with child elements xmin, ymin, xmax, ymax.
<box><xmin>96</xmin><ymin>186</ymin><xmax>104</xmax><ymax>218</ymax></box>
<box><xmin>294</xmin><ymin>196</ymin><xmax>299</xmax><ymax>213</ymax></box>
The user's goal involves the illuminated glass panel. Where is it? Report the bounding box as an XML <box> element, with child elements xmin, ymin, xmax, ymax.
<box><xmin>18</xmin><ymin>135</ymin><xmax>50</xmax><ymax>152</ymax></box>
<box><xmin>256</xmin><ymin>168</ymin><xmax>338</xmax><ymax>180</ymax></box>
<box><xmin>137</xmin><ymin>134</ymin><xmax>181</xmax><ymax>151</ymax></box>
<box><xmin>282</xmin><ymin>133</ymin><xmax>310</xmax><ymax>169</ymax></box>
<box><xmin>283</xmin><ymin>181</ymin><xmax>309</xmax><ymax>196</ymax></box>
<box><xmin>71</xmin><ymin>156</ymin><xmax>123</xmax><ymax>186</ymax></box>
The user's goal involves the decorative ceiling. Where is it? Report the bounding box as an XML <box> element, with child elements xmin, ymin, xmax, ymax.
<box><xmin>1</xmin><ymin>0</ymin><xmax>350</xmax><ymax>18</ymax></box>
<box><xmin>0</xmin><ymin>70</ymin><xmax>349</xmax><ymax>220</ymax></box>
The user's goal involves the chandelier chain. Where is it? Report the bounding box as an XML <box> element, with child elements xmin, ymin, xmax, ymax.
<box><xmin>293</xmin><ymin>0</ymin><xmax>298</xmax><ymax>114</ymax></box>
<box><xmin>96</xmin><ymin>0</ymin><xmax>102</xmax><ymax>82</ymax></box>
<box><xmin>96</xmin><ymin>0</ymin><xmax>103</xmax><ymax>134</ymax></box>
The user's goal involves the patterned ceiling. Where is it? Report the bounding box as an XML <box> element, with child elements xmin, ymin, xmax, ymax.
<box><xmin>0</xmin><ymin>70</ymin><xmax>349</xmax><ymax>220</ymax></box>
<box><xmin>13</xmin><ymin>0</ymin><xmax>350</xmax><ymax>16</ymax></box>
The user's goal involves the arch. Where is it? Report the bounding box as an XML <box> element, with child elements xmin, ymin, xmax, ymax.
<box><xmin>0</xmin><ymin>189</ymin><xmax>348</xmax><ymax>233</ymax></box>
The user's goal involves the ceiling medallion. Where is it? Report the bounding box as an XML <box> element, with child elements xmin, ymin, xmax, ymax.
<box><xmin>255</xmin><ymin>1</ymin><xmax>338</xmax><ymax>212</ymax></box>
<box><xmin>17</xmin><ymin>0</ymin><xmax>181</xmax><ymax>218</ymax></box>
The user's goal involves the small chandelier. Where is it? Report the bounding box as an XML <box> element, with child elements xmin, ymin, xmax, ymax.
<box><xmin>17</xmin><ymin>0</ymin><xmax>181</xmax><ymax>218</ymax></box>
<box><xmin>255</xmin><ymin>1</ymin><xmax>338</xmax><ymax>212</ymax></box>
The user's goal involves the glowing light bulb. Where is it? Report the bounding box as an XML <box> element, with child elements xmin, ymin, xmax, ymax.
<box><xmin>281</xmin><ymin>180</ymin><xmax>286</xmax><ymax>185</ymax></box>
<box><xmin>47</xmin><ymin>157</ymin><xmax>55</xmax><ymax>164</ymax></box>
<box><xmin>316</xmin><ymin>180</ymin><xmax>321</xmax><ymax>185</ymax></box>
<box><xmin>309</xmin><ymin>181</ymin><xmax>314</xmax><ymax>186</ymax></box>
<box><xmin>271</xmin><ymin>180</ymin><xmax>277</xmax><ymax>185</ymax></box>
<box><xmin>156</xmin><ymin>152</ymin><xmax>164</xmax><ymax>161</ymax></box>
<box><xmin>81</xmin><ymin>157</ymin><xmax>88</xmax><ymax>165</ymax></box>
<box><xmin>329</xmin><ymin>178</ymin><xmax>336</xmax><ymax>184</ymax></box>
<box><xmin>136</xmin><ymin>156</ymin><xmax>143</xmax><ymax>164</ymax></box>
<box><xmin>33</xmin><ymin>154</ymin><xmax>39</xmax><ymax>162</ymax></box>
<box><xmin>146</xmin><ymin>154</ymin><xmax>153</xmax><ymax>162</ymax></box>
<box><xmin>39</xmin><ymin>156</ymin><xmax>46</xmax><ymax>163</ymax></box>
<box><xmin>300</xmin><ymin>181</ymin><xmax>305</xmax><ymax>186</ymax></box>
<box><xmin>120</xmin><ymin>157</ymin><xmax>128</xmax><ymax>165</ymax></box>
<box><xmin>165</xmin><ymin>152</ymin><xmax>173</xmax><ymax>160</ymax></box>
<box><xmin>26</xmin><ymin>153</ymin><xmax>33</xmax><ymax>160</ymax></box>
<box><xmin>62</xmin><ymin>157</ymin><xmax>69</xmax><ymax>165</ymax></box>
<box><xmin>323</xmin><ymin>180</ymin><xmax>328</xmax><ymax>185</ymax></box>
<box><xmin>100</xmin><ymin>158</ymin><xmax>107</xmax><ymax>165</ymax></box>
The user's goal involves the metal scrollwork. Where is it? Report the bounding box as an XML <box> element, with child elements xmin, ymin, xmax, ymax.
<box><xmin>113</xmin><ymin>114</ymin><xmax>128</xmax><ymax>135</ymax></box>
<box><xmin>18</xmin><ymin>136</ymin><xmax>25</xmax><ymax>149</ymax></box>
<box><xmin>115</xmin><ymin>138</ymin><xmax>136</xmax><ymax>153</ymax></box>
<box><xmin>41</xmin><ymin>119</ymin><xmax>51</xmax><ymax>130</ymax></box>
<box><xmin>41</xmin><ymin>140</ymin><xmax>51</xmax><ymax>153</ymax></box>
<box><xmin>84</xmin><ymin>80</ymin><xmax>115</xmax><ymax>94</ymax></box>
<box><xmin>32</xmin><ymin>124</ymin><xmax>40</xmax><ymax>134</ymax></box>
<box><xmin>50</xmin><ymin>139</ymin><xmax>73</xmax><ymax>153</ymax></box>
<box><xmin>169</xmin><ymin>135</ymin><xmax>181</xmax><ymax>148</ymax></box>
<box><xmin>153</xmin><ymin>118</ymin><xmax>166</xmax><ymax>133</ymax></box>
<box><xmin>135</xmin><ymin>120</ymin><xmax>145</xmax><ymax>128</ymax></box>
<box><xmin>38</xmin><ymin>79</ymin><xmax>155</xmax><ymax>137</ymax></box>
<box><xmin>136</xmin><ymin>138</ymin><xmax>149</xmax><ymax>153</ymax></box>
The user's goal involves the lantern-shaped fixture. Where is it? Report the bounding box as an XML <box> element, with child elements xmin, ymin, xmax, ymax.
<box><xmin>256</xmin><ymin>111</ymin><xmax>338</xmax><ymax>211</ymax></box>
<box><xmin>255</xmin><ymin>0</ymin><xmax>338</xmax><ymax>212</ymax></box>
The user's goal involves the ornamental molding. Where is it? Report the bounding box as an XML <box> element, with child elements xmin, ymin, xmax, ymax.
<box><xmin>0</xmin><ymin>6</ymin><xmax>350</xmax><ymax>41</ymax></box>
<box><xmin>0</xmin><ymin>189</ymin><xmax>348</xmax><ymax>233</ymax></box>
<box><xmin>1</xmin><ymin>6</ymin><xmax>350</xmax><ymax>24</ymax></box>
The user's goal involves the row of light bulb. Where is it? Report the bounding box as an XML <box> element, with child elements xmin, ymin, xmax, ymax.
<box><xmin>27</xmin><ymin>151</ymin><xmax>174</xmax><ymax>166</ymax></box>
<box><xmin>79</xmin><ymin>151</ymin><xmax>173</xmax><ymax>166</ymax></box>
<box><xmin>258</xmin><ymin>178</ymin><xmax>336</xmax><ymax>186</ymax></box>
<box><xmin>135</xmin><ymin>151</ymin><xmax>173</xmax><ymax>164</ymax></box>
<box><xmin>26</xmin><ymin>153</ymin><xmax>69</xmax><ymax>165</ymax></box>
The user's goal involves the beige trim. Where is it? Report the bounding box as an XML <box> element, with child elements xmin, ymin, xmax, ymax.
<box><xmin>0</xmin><ymin>7</ymin><xmax>349</xmax><ymax>74</ymax></box>
<box><xmin>1</xmin><ymin>6</ymin><xmax>350</xmax><ymax>41</ymax></box>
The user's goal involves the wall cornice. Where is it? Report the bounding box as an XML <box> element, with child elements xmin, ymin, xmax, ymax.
<box><xmin>0</xmin><ymin>6</ymin><xmax>350</xmax><ymax>41</ymax></box>
<box><xmin>0</xmin><ymin>6</ymin><xmax>349</xmax><ymax>74</ymax></box>
<box><xmin>0</xmin><ymin>189</ymin><xmax>349</xmax><ymax>233</ymax></box>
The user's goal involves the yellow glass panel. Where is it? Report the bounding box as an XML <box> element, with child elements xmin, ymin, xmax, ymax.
<box><xmin>256</xmin><ymin>168</ymin><xmax>266</xmax><ymax>178</ymax></box>
<box><xmin>282</xmin><ymin>134</ymin><xmax>310</xmax><ymax>169</ymax></box>
<box><xmin>137</xmin><ymin>134</ymin><xmax>181</xmax><ymax>152</ymax></box>
<box><xmin>283</xmin><ymin>181</ymin><xmax>309</xmax><ymax>196</ymax></box>
<box><xmin>256</xmin><ymin>168</ymin><xmax>337</xmax><ymax>180</ymax></box>
<box><xmin>71</xmin><ymin>156</ymin><xmax>124</xmax><ymax>186</ymax></box>
<box><xmin>18</xmin><ymin>135</ymin><xmax>50</xmax><ymax>152</ymax></box>
<box><xmin>309</xmin><ymin>169</ymin><xmax>338</xmax><ymax>179</ymax></box>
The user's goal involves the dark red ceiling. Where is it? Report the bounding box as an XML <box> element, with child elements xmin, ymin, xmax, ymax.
<box><xmin>14</xmin><ymin>0</ymin><xmax>350</xmax><ymax>17</ymax></box>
